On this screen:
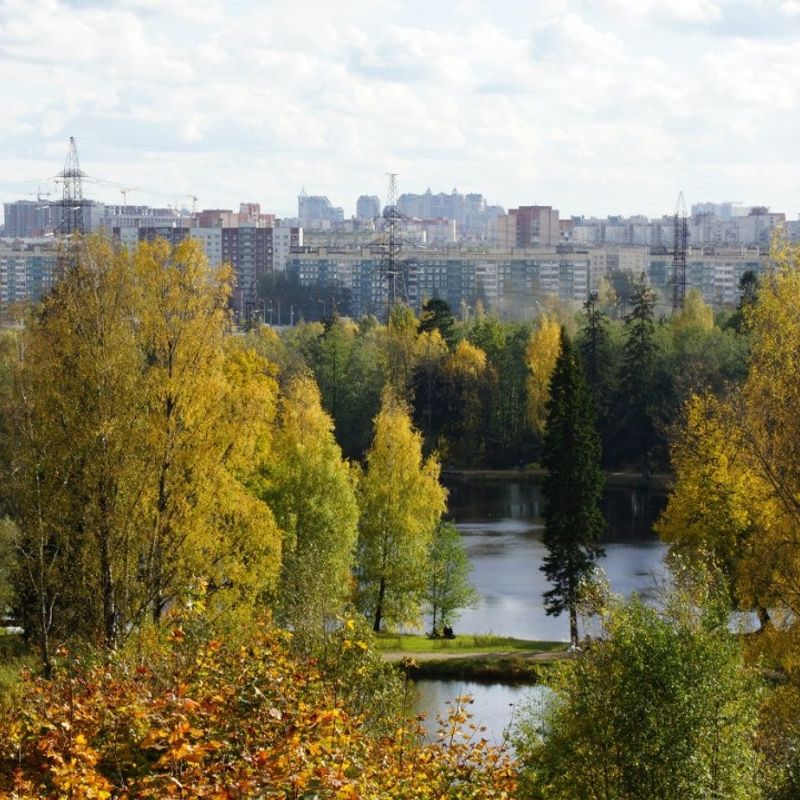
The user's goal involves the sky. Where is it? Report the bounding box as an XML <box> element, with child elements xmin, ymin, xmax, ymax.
<box><xmin>1</xmin><ymin>0</ymin><xmax>799</xmax><ymax>220</ymax></box>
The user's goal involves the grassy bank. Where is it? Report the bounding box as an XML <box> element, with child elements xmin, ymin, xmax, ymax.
<box><xmin>377</xmin><ymin>633</ymin><xmax>567</xmax><ymax>684</ymax></box>
<box><xmin>401</xmin><ymin>653</ymin><xmax>558</xmax><ymax>684</ymax></box>
<box><xmin>375</xmin><ymin>633</ymin><xmax>564</xmax><ymax>655</ymax></box>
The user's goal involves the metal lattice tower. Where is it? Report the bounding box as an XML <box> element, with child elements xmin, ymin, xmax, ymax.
<box><xmin>672</xmin><ymin>191</ymin><xmax>688</xmax><ymax>310</ymax></box>
<box><xmin>380</xmin><ymin>172</ymin><xmax>404</xmax><ymax>318</ymax></box>
<box><xmin>57</xmin><ymin>136</ymin><xmax>87</xmax><ymax>236</ymax></box>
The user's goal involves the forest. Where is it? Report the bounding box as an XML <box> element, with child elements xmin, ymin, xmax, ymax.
<box><xmin>0</xmin><ymin>233</ymin><xmax>799</xmax><ymax>799</ymax></box>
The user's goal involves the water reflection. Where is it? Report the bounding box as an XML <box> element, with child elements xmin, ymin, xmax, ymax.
<box><xmin>442</xmin><ymin>480</ymin><xmax>669</xmax><ymax>642</ymax></box>
<box><xmin>413</xmin><ymin>680</ymin><xmax>550</xmax><ymax>747</ymax></box>
<box><xmin>414</xmin><ymin>480</ymin><xmax>670</xmax><ymax>741</ymax></box>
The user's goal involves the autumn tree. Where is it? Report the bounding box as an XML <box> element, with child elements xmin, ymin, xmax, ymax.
<box><xmin>131</xmin><ymin>239</ymin><xmax>281</xmax><ymax>626</ymax></box>
<box><xmin>656</xmin><ymin>394</ymin><xmax>775</xmax><ymax>625</ymax></box>
<box><xmin>515</xmin><ymin>595</ymin><xmax>760</xmax><ymax>800</ymax></box>
<box><xmin>442</xmin><ymin>339</ymin><xmax>491</xmax><ymax>466</ymax></box>
<box><xmin>257</xmin><ymin>374</ymin><xmax>359</xmax><ymax>636</ymax></box>
<box><xmin>380</xmin><ymin>303</ymin><xmax>420</xmax><ymax>404</ymax></box>
<box><xmin>356</xmin><ymin>389</ymin><xmax>447</xmax><ymax>632</ymax></box>
<box><xmin>525</xmin><ymin>315</ymin><xmax>562</xmax><ymax>437</ymax></box>
<box><xmin>661</xmin><ymin>243</ymin><xmax>800</xmax><ymax>630</ymax></box>
<box><xmin>540</xmin><ymin>329</ymin><xmax>604</xmax><ymax>646</ymax></box>
<box><xmin>425</xmin><ymin>521</ymin><xmax>477</xmax><ymax>636</ymax></box>
<box><xmin>1</xmin><ymin>235</ymin><xmax>282</xmax><ymax>670</ymax></box>
<box><xmin>1</xmin><ymin>235</ymin><xmax>145</xmax><ymax>668</ymax></box>
<box><xmin>412</xmin><ymin>328</ymin><xmax>450</xmax><ymax>448</ymax></box>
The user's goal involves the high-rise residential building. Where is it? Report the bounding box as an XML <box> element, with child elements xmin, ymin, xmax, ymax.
<box><xmin>4</xmin><ymin>199</ymin><xmax>107</xmax><ymax>236</ymax></box>
<box><xmin>114</xmin><ymin>217</ymin><xmax>302</xmax><ymax>312</ymax></box>
<box><xmin>356</xmin><ymin>195</ymin><xmax>381</xmax><ymax>221</ymax></box>
<box><xmin>496</xmin><ymin>206</ymin><xmax>560</xmax><ymax>248</ymax></box>
<box><xmin>3</xmin><ymin>200</ymin><xmax>55</xmax><ymax>237</ymax></box>
<box><xmin>691</xmin><ymin>201</ymin><xmax>749</xmax><ymax>219</ymax></box>
<box><xmin>298</xmin><ymin>191</ymin><xmax>344</xmax><ymax>227</ymax></box>
<box><xmin>395</xmin><ymin>188</ymin><xmax>503</xmax><ymax>237</ymax></box>
<box><xmin>0</xmin><ymin>239</ymin><xmax>58</xmax><ymax>306</ymax></box>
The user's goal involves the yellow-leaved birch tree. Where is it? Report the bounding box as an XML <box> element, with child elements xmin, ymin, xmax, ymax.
<box><xmin>356</xmin><ymin>389</ymin><xmax>447</xmax><ymax>632</ymax></box>
<box><xmin>526</xmin><ymin>315</ymin><xmax>562</xmax><ymax>435</ymax></box>
<box><xmin>257</xmin><ymin>374</ymin><xmax>359</xmax><ymax>636</ymax></box>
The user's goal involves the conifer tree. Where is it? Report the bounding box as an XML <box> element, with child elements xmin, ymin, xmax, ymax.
<box><xmin>578</xmin><ymin>292</ymin><xmax>614</xmax><ymax>440</ymax></box>
<box><xmin>540</xmin><ymin>329</ymin><xmax>604</xmax><ymax>647</ymax></box>
<box><xmin>612</xmin><ymin>273</ymin><xmax>658</xmax><ymax>469</ymax></box>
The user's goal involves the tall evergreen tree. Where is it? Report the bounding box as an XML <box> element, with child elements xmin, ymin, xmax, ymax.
<box><xmin>418</xmin><ymin>297</ymin><xmax>456</xmax><ymax>349</ymax></box>
<box><xmin>540</xmin><ymin>329</ymin><xmax>605</xmax><ymax>647</ymax></box>
<box><xmin>612</xmin><ymin>273</ymin><xmax>658</xmax><ymax>469</ymax></box>
<box><xmin>578</xmin><ymin>292</ymin><xmax>614</xmax><ymax>430</ymax></box>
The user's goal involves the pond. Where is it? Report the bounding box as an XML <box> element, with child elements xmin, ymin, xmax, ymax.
<box><xmin>413</xmin><ymin>478</ymin><xmax>669</xmax><ymax>741</ymax></box>
<box><xmin>436</xmin><ymin>479</ymin><xmax>668</xmax><ymax>642</ymax></box>
<box><xmin>413</xmin><ymin>679</ymin><xmax>549</xmax><ymax>748</ymax></box>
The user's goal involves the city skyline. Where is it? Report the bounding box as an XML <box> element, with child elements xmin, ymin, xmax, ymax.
<box><xmin>1</xmin><ymin>1</ymin><xmax>799</xmax><ymax>219</ymax></box>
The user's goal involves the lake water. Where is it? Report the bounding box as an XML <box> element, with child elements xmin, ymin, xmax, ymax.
<box><xmin>435</xmin><ymin>479</ymin><xmax>668</xmax><ymax>642</ymax></box>
<box><xmin>413</xmin><ymin>478</ymin><xmax>669</xmax><ymax>740</ymax></box>
<box><xmin>413</xmin><ymin>680</ymin><xmax>550</xmax><ymax>747</ymax></box>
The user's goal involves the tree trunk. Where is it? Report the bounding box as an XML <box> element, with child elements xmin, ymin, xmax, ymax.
<box><xmin>569</xmin><ymin>604</ymin><xmax>579</xmax><ymax>648</ymax></box>
<box><xmin>373</xmin><ymin>576</ymin><xmax>386</xmax><ymax>633</ymax></box>
<box><xmin>39</xmin><ymin>593</ymin><xmax>52</xmax><ymax>680</ymax></box>
<box><xmin>100</xmin><ymin>534</ymin><xmax>117</xmax><ymax>649</ymax></box>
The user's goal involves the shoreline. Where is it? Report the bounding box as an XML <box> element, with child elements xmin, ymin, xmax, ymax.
<box><xmin>387</xmin><ymin>649</ymin><xmax>566</xmax><ymax>685</ymax></box>
<box><xmin>442</xmin><ymin>468</ymin><xmax>671</xmax><ymax>492</ymax></box>
<box><xmin>376</xmin><ymin>634</ymin><xmax>568</xmax><ymax>685</ymax></box>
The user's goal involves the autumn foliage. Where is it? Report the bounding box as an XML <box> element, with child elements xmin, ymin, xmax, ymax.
<box><xmin>0</xmin><ymin>622</ymin><xmax>516</xmax><ymax>799</ymax></box>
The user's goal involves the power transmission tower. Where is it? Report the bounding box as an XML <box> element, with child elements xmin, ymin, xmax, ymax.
<box><xmin>672</xmin><ymin>191</ymin><xmax>688</xmax><ymax>310</ymax></box>
<box><xmin>379</xmin><ymin>172</ymin><xmax>406</xmax><ymax>320</ymax></box>
<box><xmin>56</xmin><ymin>136</ymin><xmax>88</xmax><ymax>236</ymax></box>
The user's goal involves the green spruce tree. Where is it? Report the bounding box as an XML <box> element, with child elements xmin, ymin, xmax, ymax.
<box><xmin>540</xmin><ymin>329</ymin><xmax>605</xmax><ymax>647</ymax></box>
<box><xmin>577</xmin><ymin>291</ymin><xmax>614</xmax><ymax>440</ymax></box>
<box><xmin>612</xmin><ymin>272</ymin><xmax>658</xmax><ymax>469</ymax></box>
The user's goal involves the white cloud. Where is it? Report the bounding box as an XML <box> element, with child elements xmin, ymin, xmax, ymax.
<box><xmin>0</xmin><ymin>0</ymin><xmax>798</xmax><ymax>218</ymax></box>
<box><xmin>591</xmin><ymin>0</ymin><xmax>722</xmax><ymax>24</ymax></box>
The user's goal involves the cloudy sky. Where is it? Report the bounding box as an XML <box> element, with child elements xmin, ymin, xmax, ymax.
<box><xmin>1</xmin><ymin>0</ymin><xmax>799</xmax><ymax>219</ymax></box>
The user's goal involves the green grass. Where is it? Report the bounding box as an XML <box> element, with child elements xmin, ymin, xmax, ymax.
<box><xmin>403</xmin><ymin>654</ymin><xmax>556</xmax><ymax>685</ymax></box>
<box><xmin>0</xmin><ymin>632</ymin><xmax>34</xmax><ymax>700</ymax></box>
<box><xmin>375</xmin><ymin>632</ymin><xmax>565</xmax><ymax>655</ymax></box>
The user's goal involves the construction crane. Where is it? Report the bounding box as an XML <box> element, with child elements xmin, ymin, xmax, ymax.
<box><xmin>17</xmin><ymin>188</ymin><xmax>53</xmax><ymax>202</ymax></box>
<box><xmin>120</xmin><ymin>187</ymin><xmax>137</xmax><ymax>206</ymax></box>
<box><xmin>187</xmin><ymin>194</ymin><xmax>198</xmax><ymax>214</ymax></box>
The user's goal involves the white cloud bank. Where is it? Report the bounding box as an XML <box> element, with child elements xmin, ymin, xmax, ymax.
<box><xmin>0</xmin><ymin>0</ymin><xmax>798</xmax><ymax>218</ymax></box>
